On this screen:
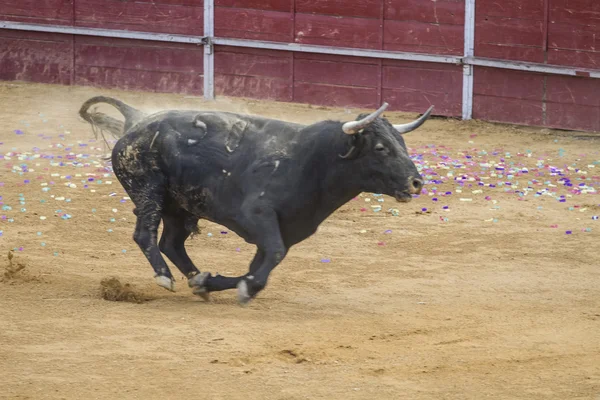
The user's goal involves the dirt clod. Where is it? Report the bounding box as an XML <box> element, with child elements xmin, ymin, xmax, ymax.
<box><xmin>100</xmin><ymin>277</ymin><xmax>151</xmax><ymax>303</ymax></box>
<box><xmin>279</xmin><ymin>349</ymin><xmax>310</xmax><ymax>364</ymax></box>
<box><xmin>2</xmin><ymin>251</ymin><xmax>38</xmax><ymax>283</ymax></box>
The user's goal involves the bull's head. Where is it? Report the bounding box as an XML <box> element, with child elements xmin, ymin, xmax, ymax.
<box><xmin>339</xmin><ymin>103</ymin><xmax>433</xmax><ymax>203</ymax></box>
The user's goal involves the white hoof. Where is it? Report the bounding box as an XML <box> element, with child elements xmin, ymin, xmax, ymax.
<box><xmin>192</xmin><ymin>287</ymin><xmax>210</xmax><ymax>301</ymax></box>
<box><xmin>188</xmin><ymin>271</ymin><xmax>210</xmax><ymax>288</ymax></box>
<box><xmin>237</xmin><ymin>280</ymin><xmax>251</xmax><ymax>305</ymax></box>
<box><xmin>155</xmin><ymin>275</ymin><xmax>175</xmax><ymax>292</ymax></box>
<box><xmin>188</xmin><ymin>272</ymin><xmax>211</xmax><ymax>301</ymax></box>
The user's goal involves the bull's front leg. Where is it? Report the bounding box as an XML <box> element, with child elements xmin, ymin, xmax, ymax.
<box><xmin>236</xmin><ymin>207</ymin><xmax>287</xmax><ymax>304</ymax></box>
<box><xmin>189</xmin><ymin>249</ymin><xmax>264</xmax><ymax>297</ymax></box>
<box><xmin>188</xmin><ymin>206</ymin><xmax>286</xmax><ymax>305</ymax></box>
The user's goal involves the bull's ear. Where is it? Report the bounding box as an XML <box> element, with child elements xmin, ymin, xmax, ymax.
<box><xmin>393</xmin><ymin>105</ymin><xmax>434</xmax><ymax>135</ymax></box>
<box><xmin>342</xmin><ymin>103</ymin><xmax>388</xmax><ymax>135</ymax></box>
<box><xmin>339</xmin><ymin>135</ymin><xmax>364</xmax><ymax>159</ymax></box>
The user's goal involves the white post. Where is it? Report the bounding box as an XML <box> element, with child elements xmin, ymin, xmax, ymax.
<box><xmin>462</xmin><ymin>0</ymin><xmax>476</xmax><ymax>120</ymax></box>
<box><xmin>203</xmin><ymin>0</ymin><xmax>215</xmax><ymax>100</ymax></box>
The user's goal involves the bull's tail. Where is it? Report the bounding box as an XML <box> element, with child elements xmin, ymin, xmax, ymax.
<box><xmin>79</xmin><ymin>96</ymin><xmax>146</xmax><ymax>145</ymax></box>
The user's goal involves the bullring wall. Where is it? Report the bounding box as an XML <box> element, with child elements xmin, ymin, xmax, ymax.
<box><xmin>1</xmin><ymin>0</ymin><xmax>599</xmax><ymax>132</ymax></box>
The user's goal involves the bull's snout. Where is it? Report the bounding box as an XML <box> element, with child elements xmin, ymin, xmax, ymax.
<box><xmin>408</xmin><ymin>176</ymin><xmax>424</xmax><ymax>195</ymax></box>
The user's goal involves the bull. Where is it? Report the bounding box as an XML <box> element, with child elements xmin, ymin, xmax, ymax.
<box><xmin>80</xmin><ymin>97</ymin><xmax>432</xmax><ymax>305</ymax></box>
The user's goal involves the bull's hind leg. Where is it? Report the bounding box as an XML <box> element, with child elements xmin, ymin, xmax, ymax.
<box><xmin>130</xmin><ymin>190</ymin><xmax>177</xmax><ymax>291</ymax></box>
<box><xmin>196</xmin><ymin>249</ymin><xmax>264</xmax><ymax>293</ymax></box>
<box><xmin>158</xmin><ymin>211</ymin><xmax>210</xmax><ymax>299</ymax></box>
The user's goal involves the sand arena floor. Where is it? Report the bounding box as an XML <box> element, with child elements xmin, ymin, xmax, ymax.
<box><xmin>0</xmin><ymin>82</ymin><xmax>599</xmax><ymax>399</ymax></box>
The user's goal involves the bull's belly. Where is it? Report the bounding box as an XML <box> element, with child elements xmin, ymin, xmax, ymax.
<box><xmin>167</xmin><ymin>186</ymin><xmax>255</xmax><ymax>243</ymax></box>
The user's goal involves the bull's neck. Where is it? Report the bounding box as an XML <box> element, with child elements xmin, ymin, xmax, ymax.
<box><xmin>302</xmin><ymin>128</ymin><xmax>364</xmax><ymax>220</ymax></box>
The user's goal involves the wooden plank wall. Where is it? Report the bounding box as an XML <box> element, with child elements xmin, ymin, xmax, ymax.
<box><xmin>0</xmin><ymin>0</ymin><xmax>73</xmax><ymax>25</ymax></box>
<box><xmin>473</xmin><ymin>0</ymin><xmax>600</xmax><ymax>132</ymax></box>
<box><xmin>546</xmin><ymin>0</ymin><xmax>600</xmax><ymax>131</ymax></box>
<box><xmin>0</xmin><ymin>30</ymin><xmax>73</xmax><ymax>84</ymax></box>
<box><xmin>214</xmin><ymin>0</ymin><xmax>464</xmax><ymax>115</ymax></box>
<box><xmin>0</xmin><ymin>0</ymin><xmax>205</xmax><ymax>95</ymax></box>
<box><xmin>75</xmin><ymin>0</ymin><xmax>204</xmax><ymax>36</ymax></box>
<box><xmin>475</xmin><ymin>0</ymin><xmax>545</xmax><ymax>63</ymax></box>
<box><xmin>0</xmin><ymin>0</ymin><xmax>598</xmax><ymax>131</ymax></box>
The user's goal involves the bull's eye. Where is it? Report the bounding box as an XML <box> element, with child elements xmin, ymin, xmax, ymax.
<box><xmin>375</xmin><ymin>143</ymin><xmax>386</xmax><ymax>152</ymax></box>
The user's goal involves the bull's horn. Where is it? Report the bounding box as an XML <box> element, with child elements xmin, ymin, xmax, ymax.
<box><xmin>342</xmin><ymin>102</ymin><xmax>389</xmax><ymax>135</ymax></box>
<box><xmin>393</xmin><ymin>105</ymin><xmax>434</xmax><ymax>134</ymax></box>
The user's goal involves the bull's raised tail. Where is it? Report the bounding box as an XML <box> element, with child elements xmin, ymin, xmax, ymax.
<box><xmin>79</xmin><ymin>96</ymin><xmax>146</xmax><ymax>141</ymax></box>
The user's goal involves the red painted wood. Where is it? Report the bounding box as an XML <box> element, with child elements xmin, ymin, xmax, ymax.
<box><xmin>377</xmin><ymin>1</ymin><xmax>384</xmax><ymax>104</ymax></box>
<box><xmin>474</xmin><ymin>43</ymin><xmax>545</xmax><ymax>63</ymax></box>
<box><xmin>472</xmin><ymin>66</ymin><xmax>600</xmax><ymax>131</ymax></box>
<box><xmin>296</xmin><ymin>0</ymin><xmax>382</xmax><ymax>19</ymax></box>
<box><xmin>0</xmin><ymin>0</ymin><xmax>73</xmax><ymax>25</ymax></box>
<box><xmin>294</xmin><ymin>14</ymin><xmax>381</xmax><ymax>49</ymax></box>
<box><xmin>1</xmin><ymin>0</ymin><xmax>597</xmax><ymax>133</ymax></box>
<box><xmin>76</xmin><ymin>68</ymin><xmax>203</xmax><ymax>94</ymax></box>
<box><xmin>217</xmin><ymin>45</ymin><xmax>292</xmax><ymax>58</ymax></box>
<box><xmin>74</xmin><ymin>36</ymin><xmax>203</xmax><ymax>94</ymax></box>
<box><xmin>215</xmin><ymin>74</ymin><xmax>292</xmax><ymax>101</ymax></box>
<box><xmin>216</xmin><ymin>0</ymin><xmax>291</xmax><ymax>12</ymax></box>
<box><xmin>547</xmin><ymin>48</ymin><xmax>600</xmax><ymax>69</ymax></box>
<box><xmin>214</xmin><ymin>45</ymin><xmax>291</xmax><ymax>101</ymax></box>
<box><xmin>546</xmin><ymin>102</ymin><xmax>600</xmax><ymax>132</ymax></box>
<box><xmin>382</xmin><ymin>59</ymin><xmax>461</xmax><ymax>116</ymax></box>
<box><xmin>294</xmin><ymin>58</ymin><xmax>380</xmax><ymax>88</ymax></box>
<box><xmin>546</xmin><ymin>75</ymin><xmax>600</xmax><ymax>106</ymax></box>
<box><xmin>383</xmin><ymin>20</ymin><xmax>463</xmax><ymax>55</ymax></box>
<box><xmin>75</xmin><ymin>37</ymin><xmax>203</xmax><ymax>74</ymax></box>
<box><xmin>549</xmin><ymin>23</ymin><xmax>600</xmax><ymax>52</ymax></box>
<box><xmin>216</xmin><ymin>50</ymin><xmax>291</xmax><ymax>79</ymax></box>
<box><xmin>383</xmin><ymin>66</ymin><xmax>461</xmax><ymax>93</ymax></box>
<box><xmin>475</xmin><ymin>17</ymin><xmax>545</xmax><ymax>62</ymax></box>
<box><xmin>385</xmin><ymin>0</ymin><xmax>464</xmax><ymax>24</ymax></box>
<box><xmin>109</xmin><ymin>0</ymin><xmax>205</xmax><ymax>5</ymax></box>
<box><xmin>215</xmin><ymin>7</ymin><xmax>292</xmax><ymax>42</ymax></box>
<box><xmin>294</xmin><ymin>82</ymin><xmax>379</xmax><ymax>108</ymax></box>
<box><xmin>383</xmin><ymin>59</ymin><xmax>462</xmax><ymax>72</ymax></box>
<box><xmin>474</xmin><ymin>67</ymin><xmax>544</xmax><ymax>101</ymax></box>
<box><xmin>75</xmin><ymin>0</ymin><xmax>203</xmax><ymax>35</ymax></box>
<box><xmin>473</xmin><ymin>95</ymin><xmax>544</xmax><ymax>126</ymax></box>
<box><xmin>477</xmin><ymin>17</ymin><xmax>544</xmax><ymax>47</ymax></box>
<box><xmin>0</xmin><ymin>30</ymin><xmax>72</xmax><ymax>84</ymax></box>
<box><xmin>118</xmin><ymin>0</ymin><xmax>204</xmax><ymax>5</ymax></box>
<box><xmin>383</xmin><ymin>88</ymin><xmax>460</xmax><ymax>116</ymax></box>
<box><xmin>476</xmin><ymin>0</ymin><xmax>544</xmax><ymax>20</ymax></box>
<box><xmin>542</xmin><ymin>0</ymin><xmax>550</xmax><ymax>52</ymax></box>
<box><xmin>295</xmin><ymin>52</ymin><xmax>384</xmax><ymax>65</ymax></box>
<box><xmin>550</xmin><ymin>0</ymin><xmax>600</xmax><ymax>27</ymax></box>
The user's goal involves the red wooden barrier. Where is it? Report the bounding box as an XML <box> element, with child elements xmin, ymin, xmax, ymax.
<box><xmin>0</xmin><ymin>0</ymin><xmax>598</xmax><ymax>131</ymax></box>
<box><xmin>75</xmin><ymin>36</ymin><xmax>204</xmax><ymax>94</ymax></box>
<box><xmin>75</xmin><ymin>0</ymin><xmax>204</xmax><ymax>36</ymax></box>
<box><xmin>0</xmin><ymin>0</ymin><xmax>205</xmax><ymax>95</ymax></box>
<box><xmin>212</xmin><ymin>0</ymin><xmax>463</xmax><ymax>115</ymax></box>
<box><xmin>473</xmin><ymin>0</ymin><xmax>600</xmax><ymax>131</ymax></box>
<box><xmin>0</xmin><ymin>0</ymin><xmax>73</xmax><ymax>25</ymax></box>
<box><xmin>0</xmin><ymin>30</ymin><xmax>73</xmax><ymax>84</ymax></box>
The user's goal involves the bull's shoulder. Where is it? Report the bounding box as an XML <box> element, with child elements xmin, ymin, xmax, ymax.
<box><xmin>193</xmin><ymin>112</ymin><xmax>305</xmax><ymax>155</ymax></box>
<box><xmin>124</xmin><ymin>110</ymin><xmax>308</xmax><ymax>162</ymax></box>
<box><xmin>194</xmin><ymin>112</ymin><xmax>304</xmax><ymax>137</ymax></box>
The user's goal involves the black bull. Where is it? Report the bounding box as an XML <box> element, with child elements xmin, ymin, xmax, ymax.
<box><xmin>79</xmin><ymin>97</ymin><xmax>433</xmax><ymax>305</ymax></box>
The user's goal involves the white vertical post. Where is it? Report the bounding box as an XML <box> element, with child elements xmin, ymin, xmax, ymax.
<box><xmin>462</xmin><ymin>0</ymin><xmax>476</xmax><ymax>120</ymax></box>
<box><xmin>203</xmin><ymin>0</ymin><xmax>215</xmax><ymax>100</ymax></box>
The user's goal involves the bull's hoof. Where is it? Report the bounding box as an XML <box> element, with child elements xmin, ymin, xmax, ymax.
<box><xmin>188</xmin><ymin>272</ymin><xmax>211</xmax><ymax>301</ymax></box>
<box><xmin>236</xmin><ymin>279</ymin><xmax>252</xmax><ymax>306</ymax></box>
<box><xmin>155</xmin><ymin>275</ymin><xmax>175</xmax><ymax>292</ymax></box>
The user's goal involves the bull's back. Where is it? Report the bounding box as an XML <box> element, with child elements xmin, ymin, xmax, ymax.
<box><xmin>112</xmin><ymin>109</ymin><xmax>305</xmax><ymax>207</ymax></box>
